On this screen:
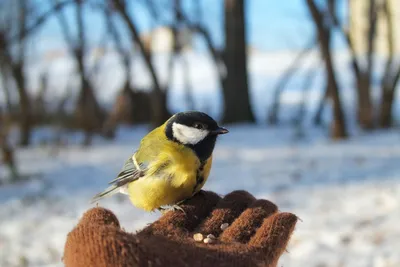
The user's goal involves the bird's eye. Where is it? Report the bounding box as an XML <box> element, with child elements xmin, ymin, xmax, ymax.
<box><xmin>193</xmin><ymin>123</ymin><xmax>205</xmax><ymax>130</ymax></box>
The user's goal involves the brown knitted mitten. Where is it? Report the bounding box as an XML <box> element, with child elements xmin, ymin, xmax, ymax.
<box><xmin>64</xmin><ymin>190</ymin><xmax>297</xmax><ymax>267</ymax></box>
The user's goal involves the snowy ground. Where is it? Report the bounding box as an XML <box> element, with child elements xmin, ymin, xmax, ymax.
<box><xmin>0</xmin><ymin>125</ymin><xmax>399</xmax><ymax>267</ymax></box>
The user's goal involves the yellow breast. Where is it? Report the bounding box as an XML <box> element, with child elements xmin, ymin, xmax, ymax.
<box><xmin>127</xmin><ymin>143</ymin><xmax>212</xmax><ymax>211</ymax></box>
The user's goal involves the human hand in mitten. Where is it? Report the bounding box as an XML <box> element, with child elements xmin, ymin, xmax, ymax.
<box><xmin>64</xmin><ymin>190</ymin><xmax>298</xmax><ymax>267</ymax></box>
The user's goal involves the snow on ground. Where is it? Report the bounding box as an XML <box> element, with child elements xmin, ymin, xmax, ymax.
<box><xmin>0</xmin><ymin>125</ymin><xmax>399</xmax><ymax>267</ymax></box>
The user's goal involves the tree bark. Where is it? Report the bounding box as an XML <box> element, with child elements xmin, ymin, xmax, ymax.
<box><xmin>329</xmin><ymin>0</ymin><xmax>375</xmax><ymax>129</ymax></box>
<box><xmin>380</xmin><ymin>67</ymin><xmax>400</xmax><ymax>127</ymax></box>
<box><xmin>268</xmin><ymin>39</ymin><xmax>315</xmax><ymax>125</ymax></box>
<box><xmin>379</xmin><ymin>85</ymin><xmax>395</xmax><ymax>128</ymax></box>
<box><xmin>222</xmin><ymin>0</ymin><xmax>255</xmax><ymax>123</ymax></box>
<box><xmin>13</xmin><ymin>64</ymin><xmax>32</xmax><ymax>146</ymax></box>
<box><xmin>306</xmin><ymin>0</ymin><xmax>347</xmax><ymax>139</ymax></box>
<box><xmin>356</xmin><ymin>0</ymin><xmax>377</xmax><ymax>129</ymax></box>
<box><xmin>313</xmin><ymin>85</ymin><xmax>330</xmax><ymax>126</ymax></box>
<box><xmin>356</xmin><ymin>75</ymin><xmax>374</xmax><ymax>128</ymax></box>
<box><xmin>112</xmin><ymin>0</ymin><xmax>170</xmax><ymax>128</ymax></box>
<box><xmin>0</xmin><ymin>0</ymin><xmax>33</xmax><ymax>146</ymax></box>
<box><xmin>379</xmin><ymin>0</ymin><xmax>398</xmax><ymax>128</ymax></box>
<box><xmin>0</xmin><ymin>65</ymin><xmax>12</xmax><ymax>112</ymax></box>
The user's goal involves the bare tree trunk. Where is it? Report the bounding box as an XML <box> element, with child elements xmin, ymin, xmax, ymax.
<box><xmin>313</xmin><ymin>85</ymin><xmax>330</xmax><ymax>126</ymax></box>
<box><xmin>268</xmin><ymin>39</ymin><xmax>315</xmax><ymax>125</ymax></box>
<box><xmin>76</xmin><ymin>2</ymin><xmax>103</xmax><ymax>145</ymax></box>
<box><xmin>330</xmin><ymin>0</ymin><xmax>375</xmax><ymax>129</ymax></box>
<box><xmin>379</xmin><ymin>0</ymin><xmax>398</xmax><ymax>128</ymax></box>
<box><xmin>380</xmin><ymin>67</ymin><xmax>400</xmax><ymax>127</ymax></box>
<box><xmin>356</xmin><ymin>76</ymin><xmax>374</xmax><ymax>128</ymax></box>
<box><xmin>177</xmin><ymin>9</ymin><xmax>226</xmax><ymax>106</ymax></box>
<box><xmin>222</xmin><ymin>0</ymin><xmax>254</xmax><ymax>123</ymax></box>
<box><xmin>112</xmin><ymin>0</ymin><xmax>170</xmax><ymax>128</ymax></box>
<box><xmin>380</xmin><ymin>84</ymin><xmax>395</xmax><ymax>127</ymax></box>
<box><xmin>294</xmin><ymin>65</ymin><xmax>318</xmax><ymax>125</ymax></box>
<box><xmin>167</xmin><ymin>0</ymin><xmax>194</xmax><ymax>110</ymax></box>
<box><xmin>182</xmin><ymin>54</ymin><xmax>194</xmax><ymax>110</ymax></box>
<box><xmin>0</xmin><ymin>65</ymin><xmax>12</xmax><ymax>112</ymax></box>
<box><xmin>102</xmin><ymin>6</ymin><xmax>151</xmax><ymax>136</ymax></box>
<box><xmin>356</xmin><ymin>0</ymin><xmax>377</xmax><ymax>129</ymax></box>
<box><xmin>13</xmin><ymin>64</ymin><xmax>32</xmax><ymax>146</ymax></box>
<box><xmin>53</xmin><ymin>0</ymin><xmax>104</xmax><ymax>145</ymax></box>
<box><xmin>0</xmin><ymin>0</ymin><xmax>33</xmax><ymax>146</ymax></box>
<box><xmin>307</xmin><ymin>0</ymin><xmax>347</xmax><ymax>139</ymax></box>
<box><xmin>1</xmin><ymin>0</ymin><xmax>73</xmax><ymax>146</ymax></box>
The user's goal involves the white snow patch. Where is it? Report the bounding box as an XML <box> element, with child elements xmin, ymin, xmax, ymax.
<box><xmin>1</xmin><ymin>126</ymin><xmax>400</xmax><ymax>267</ymax></box>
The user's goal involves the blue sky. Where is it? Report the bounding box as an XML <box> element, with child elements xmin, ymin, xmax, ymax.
<box><xmin>36</xmin><ymin>0</ymin><xmax>345</xmax><ymax>55</ymax></box>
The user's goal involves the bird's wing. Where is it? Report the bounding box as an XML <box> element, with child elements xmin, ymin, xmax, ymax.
<box><xmin>134</xmin><ymin>125</ymin><xmax>168</xmax><ymax>163</ymax></box>
<box><xmin>91</xmin><ymin>153</ymin><xmax>145</xmax><ymax>203</ymax></box>
<box><xmin>108</xmin><ymin>154</ymin><xmax>144</xmax><ymax>185</ymax></box>
<box><xmin>91</xmin><ymin>125</ymin><xmax>174</xmax><ymax>203</ymax></box>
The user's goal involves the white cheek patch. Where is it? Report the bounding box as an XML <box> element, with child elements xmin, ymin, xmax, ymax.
<box><xmin>172</xmin><ymin>123</ymin><xmax>209</xmax><ymax>145</ymax></box>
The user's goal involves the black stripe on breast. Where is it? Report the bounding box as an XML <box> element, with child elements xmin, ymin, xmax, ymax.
<box><xmin>192</xmin><ymin>160</ymin><xmax>206</xmax><ymax>194</ymax></box>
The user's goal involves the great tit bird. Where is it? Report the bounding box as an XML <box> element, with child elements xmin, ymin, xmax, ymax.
<box><xmin>92</xmin><ymin>111</ymin><xmax>228</xmax><ymax>212</ymax></box>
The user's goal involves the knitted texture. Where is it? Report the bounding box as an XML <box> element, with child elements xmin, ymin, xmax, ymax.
<box><xmin>64</xmin><ymin>190</ymin><xmax>297</xmax><ymax>267</ymax></box>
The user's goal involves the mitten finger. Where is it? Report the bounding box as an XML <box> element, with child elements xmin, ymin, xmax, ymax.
<box><xmin>64</xmin><ymin>224</ymin><xmax>140</xmax><ymax>267</ymax></box>
<box><xmin>139</xmin><ymin>190</ymin><xmax>221</xmax><ymax>238</ymax></box>
<box><xmin>220</xmin><ymin>199</ymin><xmax>277</xmax><ymax>243</ymax></box>
<box><xmin>78</xmin><ymin>207</ymin><xmax>120</xmax><ymax>228</ymax></box>
<box><xmin>249</xmin><ymin>212</ymin><xmax>297</xmax><ymax>265</ymax></box>
<box><xmin>195</xmin><ymin>190</ymin><xmax>255</xmax><ymax>237</ymax></box>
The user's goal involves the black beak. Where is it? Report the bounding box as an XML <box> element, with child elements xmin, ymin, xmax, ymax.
<box><xmin>211</xmin><ymin>127</ymin><xmax>229</xmax><ymax>135</ymax></box>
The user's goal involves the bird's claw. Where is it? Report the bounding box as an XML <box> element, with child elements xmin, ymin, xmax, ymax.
<box><xmin>158</xmin><ymin>205</ymin><xmax>186</xmax><ymax>215</ymax></box>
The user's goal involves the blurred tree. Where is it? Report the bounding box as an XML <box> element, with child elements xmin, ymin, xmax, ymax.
<box><xmin>306</xmin><ymin>0</ymin><xmax>347</xmax><ymax>139</ymax></box>
<box><xmin>111</xmin><ymin>0</ymin><xmax>170</xmax><ymax>128</ymax></box>
<box><xmin>0</xmin><ymin>62</ymin><xmax>13</xmax><ymax>113</ymax></box>
<box><xmin>313</xmin><ymin>85</ymin><xmax>330</xmax><ymax>126</ymax></box>
<box><xmin>267</xmin><ymin>39</ymin><xmax>315</xmax><ymax>125</ymax></box>
<box><xmin>0</xmin><ymin>108</ymin><xmax>18</xmax><ymax>180</ymax></box>
<box><xmin>222</xmin><ymin>0</ymin><xmax>254</xmax><ymax>123</ymax></box>
<box><xmin>0</xmin><ymin>0</ymin><xmax>33</xmax><ymax>146</ymax></box>
<box><xmin>293</xmin><ymin>63</ymin><xmax>319</xmax><ymax>127</ymax></box>
<box><xmin>330</xmin><ymin>0</ymin><xmax>377</xmax><ymax>129</ymax></box>
<box><xmin>100</xmin><ymin>3</ymin><xmax>151</xmax><ymax>137</ymax></box>
<box><xmin>379</xmin><ymin>0</ymin><xmax>400</xmax><ymax>127</ymax></box>
<box><xmin>167</xmin><ymin>0</ymin><xmax>194</xmax><ymax>111</ymax></box>
<box><xmin>33</xmin><ymin>71</ymin><xmax>49</xmax><ymax>124</ymax></box>
<box><xmin>0</xmin><ymin>0</ymin><xmax>73</xmax><ymax>146</ymax></box>
<box><xmin>52</xmin><ymin>0</ymin><xmax>105</xmax><ymax>146</ymax></box>
<box><xmin>178</xmin><ymin>2</ymin><xmax>226</xmax><ymax>111</ymax></box>
<box><xmin>312</xmin><ymin>0</ymin><xmax>336</xmax><ymax>127</ymax></box>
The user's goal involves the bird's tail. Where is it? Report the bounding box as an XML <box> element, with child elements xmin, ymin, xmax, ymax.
<box><xmin>91</xmin><ymin>156</ymin><xmax>141</xmax><ymax>204</ymax></box>
<box><xmin>91</xmin><ymin>176</ymin><xmax>135</xmax><ymax>203</ymax></box>
<box><xmin>90</xmin><ymin>184</ymin><xmax>123</xmax><ymax>204</ymax></box>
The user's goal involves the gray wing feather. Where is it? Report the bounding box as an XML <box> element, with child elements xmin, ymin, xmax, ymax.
<box><xmin>91</xmin><ymin>154</ymin><xmax>145</xmax><ymax>203</ymax></box>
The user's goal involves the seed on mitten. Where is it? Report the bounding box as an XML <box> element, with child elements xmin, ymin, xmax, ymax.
<box><xmin>203</xmin><ymin>237</ymin><xmax>214</xmax><ymax>244</ymax></box>
<box><xmin>220</xmin><ymin>223</ymin><xmax>229</xmax><ymax>231</ymax></box>
<box><xmin>207</xmin><ymin>234</ymin><xmax>216</xmax><ymax>240</ymax></box>
<box><xmin>193</xmin><ymin>233</ymin><xmax>204</xmax><ymax>242</ymax></box>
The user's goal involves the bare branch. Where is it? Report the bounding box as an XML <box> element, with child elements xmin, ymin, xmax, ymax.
<box><xmin>382</xmin><ymin>0</ymin><xmax>395</xmax><ymax>86</ymax></box>
<box><xmin>17</xmin><ymin>0</ymin><xmax>27</xmax><ymax>64</ymax></box>
<box><xmin>112</xmin><ymin>0</ymin><xmax>163</xmax><ymax>92</ymax></box>
<box><xmin>76</xmin><ymin>0</ymin><xmax>85</xmax><ymax>55</ymax></box>
<box><xmin>50</xmin><ymin>0</ymin><xmax>75</xmax><ymax>52</ymax></box>
<box><xmin>306</xmin><ymin>0</ymin><xmax>347</xmax><ymax>138</ymax></box>
<box><xmin>9</xmin><ymin>0</ymin><xmax>74</xmax><ymax>44</ymax></box>
<box><xmin>328</xmin><ymin>0</ymin><xmax>361</xmax><ymax>79</ymax></box>
<box><xmin>366</xmin><ymin>0</ymin><xmax>378</xmax><ymax>80</ymax></box>
<box><xmin>103</xmin><ymin>8</ymin><xmax>130</xmax><ymax>66</ymax></box>
<box><xmin>268</xmin><ymin>38</ymin><xmax>316</xmax><ymax>124</ymax></box>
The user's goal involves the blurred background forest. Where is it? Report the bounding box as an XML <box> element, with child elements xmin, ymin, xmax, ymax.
<box><xmin>1</xmin><ymin>0</ymin><xmax>400</xmax><ymax>165</ymax></box>
<box><xmin>1</xmin><ymin>0</ymin><xmax>400</xmax><ymax>267</ymax></box>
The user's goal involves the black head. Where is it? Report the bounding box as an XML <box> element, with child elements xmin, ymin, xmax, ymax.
<box><xmin>165</xmin><ymin>111</ymin><xmax>228</xmax><ymax>162</ymax></box>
